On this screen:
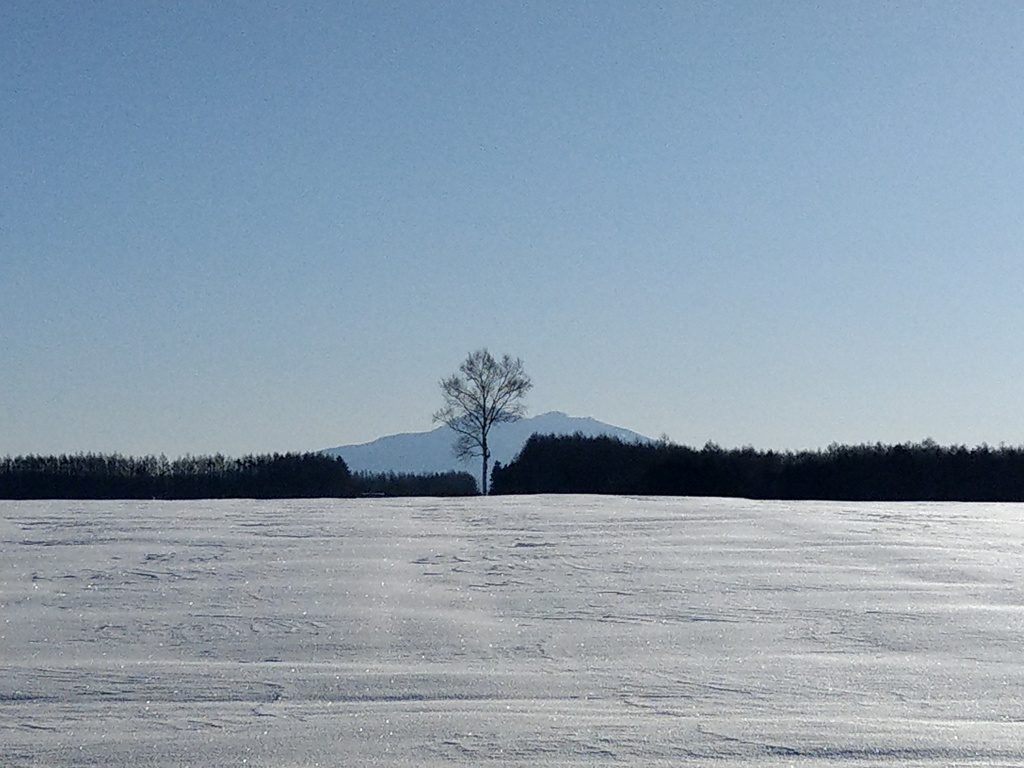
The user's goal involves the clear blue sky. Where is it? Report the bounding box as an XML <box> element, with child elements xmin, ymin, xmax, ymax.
<box><xmin>3</xmin><ymin>2</ymin><xmax>1023</xmax><ymax>457</ymax></box>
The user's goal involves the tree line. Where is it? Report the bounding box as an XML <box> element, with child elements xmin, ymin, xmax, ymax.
<box><xmin>11</xmin><ymin>435</ymin><xmax>1021</xmax><ymax>501</ymax></box>
<box><xmin>490</xmin><ymin>433</ymin><xmax>1024</xmax><ymax>501</ymax></box>
<box><xmin>350</xmin><ymin>470</ymin><xmax>477</xmax><ymax>497</ymax></box>
<box><xmin>0</xmin><ymin>452</ymin><xmax>476</xmax><ymax>499</ymax></box>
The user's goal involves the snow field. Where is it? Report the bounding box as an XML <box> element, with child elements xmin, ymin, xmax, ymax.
<box><xmin>2</xmin><ymin>496</ymin><xmax>1023</xmax><ymax>766</ymax></box>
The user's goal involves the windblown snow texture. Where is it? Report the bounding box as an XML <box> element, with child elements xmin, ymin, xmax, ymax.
<box><xmin>2</xmin><ymin>496</ymin><xmax>1023</xmax><ymax>766</ymax></box>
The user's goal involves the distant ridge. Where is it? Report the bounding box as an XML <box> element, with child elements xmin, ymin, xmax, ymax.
<box><xmin>322</xmin><ymin>411</ymin><xmax>650</xmax><ymax>475</ymax></box>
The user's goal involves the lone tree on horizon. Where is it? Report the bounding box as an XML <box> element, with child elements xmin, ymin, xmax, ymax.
<box><xmin>433</xmin><ymin>349</ymin><xmax>532</xmax><ymax>495</ymax></box>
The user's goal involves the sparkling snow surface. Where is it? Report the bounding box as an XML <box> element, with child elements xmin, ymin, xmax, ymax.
<box><xmin>3</xmin><ymin>496</ymin><xmax>1024</xmax><ymax>766</ymax></box>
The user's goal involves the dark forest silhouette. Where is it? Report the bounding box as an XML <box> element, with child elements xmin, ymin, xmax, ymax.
<box><xmin>0</xmin><ymin>453</ymin><xmax>476</xmax><ymax>499</ymax></box>
<box><xmin>490</xmin><ymin>433</ymin><xmax>1024</xmax><ymax>501</ymax></box>
<box><xmin>6</xmin><ymin>434</ymin><xmax>1024</xmax><ymax>500</ymax></box>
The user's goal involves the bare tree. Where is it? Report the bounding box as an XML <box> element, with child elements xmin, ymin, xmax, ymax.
<box><xmin>433</xmin><ymin>349</ymin><xmax>532</xmax><ymax>495</ymax></box>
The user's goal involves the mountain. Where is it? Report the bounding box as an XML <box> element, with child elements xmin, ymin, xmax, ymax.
<box><xmin>322</xmin><ymin>411</ymin><xmax>650</xmax><ymax>476</ymax></box>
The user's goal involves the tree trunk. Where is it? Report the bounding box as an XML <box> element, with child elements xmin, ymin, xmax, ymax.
<box><xmin>481</xmin><ymin>436</ymin><xmax>489</xmax><ymax>496</ymax></box>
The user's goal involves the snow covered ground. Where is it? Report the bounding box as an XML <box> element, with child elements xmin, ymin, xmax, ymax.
<box><xmin>2</xmin><ymin>495</ymin><xmax>1023</xmax><ymax>766</ymax></box>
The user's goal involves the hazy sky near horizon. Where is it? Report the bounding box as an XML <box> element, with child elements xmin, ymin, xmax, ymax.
<box><xmin>4</xmin><ymin>2</ymin><xmax>1024</xmax><ymax>457</ymax></box>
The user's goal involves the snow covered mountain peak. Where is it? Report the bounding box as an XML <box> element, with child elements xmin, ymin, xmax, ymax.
<box><xmin>322</xmin><ymin>411</ymin><xmax>649</xmax><ymax>475</ymax></box>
